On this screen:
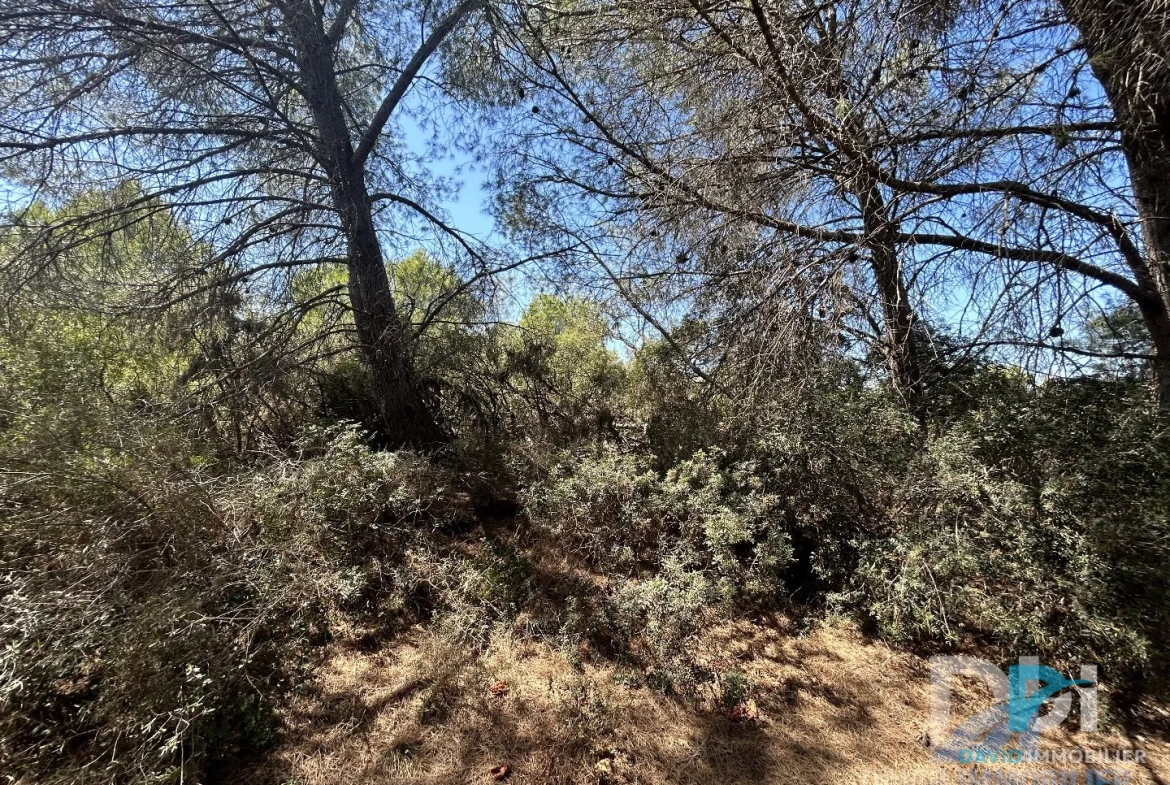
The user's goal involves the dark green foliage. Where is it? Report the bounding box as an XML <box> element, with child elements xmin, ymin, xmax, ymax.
<box><xmin>522</xmin><ymin>364</ymin><xmax>1170</xmax><ymax>693</ymax></box>
<box><xmin>527</xmin><ymin>447</ymin><xmax>794</xmax><ymax>601</ymax></box>
<box><xmin>844</xmin><ymin>374</ymin><xmax>1170</xmax><ymax>684</ymax></box>
<box><xmin>0</xmin><ymin>415</ymin><xmax>473</xmax><ymax>782</ymax></box>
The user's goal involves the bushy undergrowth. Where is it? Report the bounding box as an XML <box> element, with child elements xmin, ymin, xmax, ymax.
<box><xmin>1</xmin><ymin>421</ymin><xmax>274</xmax><ymax>784</ymax></box>
<box><xmin>527</xmin><ymin>448</ymin><xmax>792</xmax><ymax>595</ymax></box>
<box><xmin>5</xmin><ymin>269</ymin><xmax>1170</xmax><ymax>785</ymax></box>
<box><xmin>520</xmin><ymin>374</ymin><xmax>1170</xmax><ymax>694</ymax></box>
<box><xmin>845</xmin><ymin>378</ymin><xmax>1170</xmax><ymax>681</ymax></box>
<box><xmin>0</xmin><ymin>421</ymin><xmax>497</xmax><ymax>783</ymax></box>
<box><xmin>523</xmin><ymin>447</ymin><xmax>794</xmax><ymax>689</ymax></box>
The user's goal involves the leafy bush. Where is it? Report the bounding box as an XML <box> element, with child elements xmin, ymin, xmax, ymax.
<box><xmin>525</xmin><ymin>449</ymin><xmax>661</xmax><ymax>571</ymax></box>
<box><xmin>395</xmin><ymin>539</ymin><xmax>538</xmax><ymax>647</ymax></box>
<box><xmin>719</xmin><ymin>670</ymin><xmax>751</xmax><ymax>710</ymax></box>
<box><xmin>524</xmin><ymin>447</ymin><xmax>794</xmax><ymax>687</ymax></box>
<box><xmin>527</xmin><ymin>448</ymin><xmax>792</xmax><ymax>601</ymax></box>
<box><xmin>841</xmin><ymin>376</ymin><xmax>1170</xmax><ymax>683</ymax></box>
<box><xmin>602</xmin><ymin>561</ymin><xmax>718</xmax><ymax>693</ymax></box>
<box><xmin>526</xmin><ymin>365</ymin><xmax>1170</xmax><ymax>694</ymax></box>
<box><xmin>0</xmin><ymin>420</ymin><xmax>279</xmax><ymax>784</ymax></box>
<box><xmin>0</xmin><ymin>421</ymin><xmax>473</xmax><ymax>783</ymax></box>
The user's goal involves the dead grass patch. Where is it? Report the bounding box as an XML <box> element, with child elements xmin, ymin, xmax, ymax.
<box><xmin>245</xmin><ymin>619</ymin><xmax>1170</xmax><ymax>785</ymax></box>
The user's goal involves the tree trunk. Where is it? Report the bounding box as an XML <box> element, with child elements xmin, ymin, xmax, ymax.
<box><xmin>1061</xmin><ymin>0</ymin><xmax>1170</xmax><ymax>407</ymax></box>
<box><xmin>856</xmin><ymin>175</ymin><xmax>923</xmax><ymax>400</ymax></box>
<box><xmin>284</xmin><ymin>1</ymin><xmax>444</xmax><ymax>447</ymax></box>
<box><xmin>1135</xmin><ymin>296</ymin><xmax>1170</xmax><ymax>407</ymax></box>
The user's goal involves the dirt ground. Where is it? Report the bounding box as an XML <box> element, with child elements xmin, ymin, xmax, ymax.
<box><xmin>245</xmin><ymin>617</ymin><xmax>1170</xmax><ymax>785</ymax></box>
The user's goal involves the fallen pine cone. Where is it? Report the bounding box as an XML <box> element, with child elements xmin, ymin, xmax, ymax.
<box><xmin>490</xmin><ymin>761</ymin><xmax>511</xmax><ymax>781</ymax></box>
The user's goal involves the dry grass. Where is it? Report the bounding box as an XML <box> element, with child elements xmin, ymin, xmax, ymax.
<box><xmin>246</xmin><ymin>618</ymin><xmax>1170</xmax><ymax>785</ymax></box>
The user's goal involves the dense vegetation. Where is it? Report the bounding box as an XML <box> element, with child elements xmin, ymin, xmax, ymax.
<box><xmin>0</xmin><ymin>0</ymin><xmax>1168</xmax><ymax>782</ymax></box>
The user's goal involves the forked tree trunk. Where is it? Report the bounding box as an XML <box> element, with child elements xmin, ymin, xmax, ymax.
<box><xmin>285</xmin><ymin>1</ymin><xmax>445</xmax><ymax>447</ymax></box>
<box><xmin>1061</xmin><ymin>0</ymin><xmax>1170</xmax><ymax>408</ymax></box>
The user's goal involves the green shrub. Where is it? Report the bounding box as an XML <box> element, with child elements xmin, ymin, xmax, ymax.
<box><xmin>0</xmin><ymin>419</ymin><xmax>284</xmax><ymax>784</ymax></box>
<box><xmin>527</xmin><ymin>447</ymin><xmax>793</xmax><ymax>602</ymax></box>
<box><xmin>840</xmin><ymin>376</ymin><xmax>1170</xmax><ymax>683</ymax></box>
<box><xmin>525</xmin><ymin>446</ymin><xmax>795</xmax><ymax>687</ymax></box>
<box><xmin>0</xmin><ymin>422</ymin><xmax>471</xmax><ymax>783</ymax></box>
<box><xmin>396</xmin><ymin>538</ymin><xmax>538</xmax><ymax>647</ymax></box>
<box><xmin>719</xmin><ymin>670</ymin><xmax>751</xmax><ymax>710</ymax></box>
<box><xmin>525</xmin><ymin>449</ymin><xmax>661</xmax><ymax>571</ymax></box>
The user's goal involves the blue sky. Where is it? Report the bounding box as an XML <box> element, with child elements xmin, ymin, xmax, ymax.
<box><xmin>398</xmin><ymin>115</ymin><xmax>498</xmax><ymax>243</ymax></box>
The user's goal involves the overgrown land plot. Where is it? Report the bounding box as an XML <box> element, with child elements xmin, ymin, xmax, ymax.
<box><xmin>1</xmin><ymin>0</ymin><xmax>1170</xmax><ymax>783</ymax></box>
